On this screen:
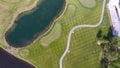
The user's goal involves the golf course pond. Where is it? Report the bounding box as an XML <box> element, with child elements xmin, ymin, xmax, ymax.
<box><xmin>5</xmin><ymin>0</ymin><xmax>65</xmax><ymax>47</ymax></box>
<box><xmin>0</xmin><ymin>48</ymin><xmax>35</xmax><ymax>68</ymax></box>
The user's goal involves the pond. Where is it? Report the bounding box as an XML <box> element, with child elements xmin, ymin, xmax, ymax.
<box><xmin>0</xmin><ymin>48</ymin><xmax>35</xmax><ymax>68</ymax></box>
<box><xmin>5</xmin><ymin>0</ymin><xmax>65</xmax><ymax>47</ymax></box>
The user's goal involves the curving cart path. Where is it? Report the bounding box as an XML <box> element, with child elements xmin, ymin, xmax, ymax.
<box><xmin>59</xmin><ymin>0</ymin><xmax>106</xmax><ymax>68</ymax></box>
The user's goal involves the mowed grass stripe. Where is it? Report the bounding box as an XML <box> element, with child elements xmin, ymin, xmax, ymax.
<box><xmin>63</xmin><ymin>29</ymin><xmax>106</xmax><ymax>67</ymax></box>
<box><xmin>18</xmin><ymin>0</ymin><xmax>110</xmax><ymax>68</ymax></box>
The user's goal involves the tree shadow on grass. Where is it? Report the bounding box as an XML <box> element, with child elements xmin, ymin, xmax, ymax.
<box><xmin>96</xmin><ymin>29</ymin><xmax>102</xmax><ymax>39</ymax></box>
<box><xmin>103</xmin><ymin>27</ymin><xmax>113</xmax><ymax>41</ymax></box>
<box><xmin>96</xmin><ymin>27</ymin><xmax>113</xmax><ymax>41</ymax></box>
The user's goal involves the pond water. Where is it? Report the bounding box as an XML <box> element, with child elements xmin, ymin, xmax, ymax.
<box><xmin>0</xmin><ymin>48</ymin><xmax>35</xmax><ymax>68</ymax></box>
<box><xmin>5</xmin><ymin>0</ymin><xmax>65</xmax><ymax>47</ymax></box>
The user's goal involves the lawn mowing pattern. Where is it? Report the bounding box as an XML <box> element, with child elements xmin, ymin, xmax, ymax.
<box><xmin>62</xmin><ymin>5</ymin><xmax>110</xmax><ymax>68</ymax></box>
<box><xmin>18</xmin><ymin>0</ymin><xmax>111</xmax><ymax>68</ymax></box>
<box><xmin>0</xmin><ymin>0</ymin><xmax>111</xmax><ymax>68</ymax></box>
<box><xmin>63</xmin><ymin>27</ymin><xmax>109</xmax><ymax>68</ymax></box>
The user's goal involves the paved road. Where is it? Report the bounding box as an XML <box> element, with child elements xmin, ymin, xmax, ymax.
<box><xmin>59</xmin><ymin>0</ymin><xmax>106</xmax><ymax>68</ymax></box>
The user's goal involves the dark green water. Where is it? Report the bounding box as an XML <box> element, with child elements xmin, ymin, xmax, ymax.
<box><xmin>5</xmin><ymin>0</ymin><xmax>65</xmax><ymax>47</ymax></box>
<box><xmin>0</xmin><ymin>48</ymin><xmax>35</xmax><ymax>68</ymax></box>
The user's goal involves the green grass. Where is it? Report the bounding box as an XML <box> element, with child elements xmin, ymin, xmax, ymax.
<box><xmin>79</xmin><ymin>0</ymin><xmax>96</xmax><ymax>8</ymax></box>
<box><xmin>0</xmin><ymin>0</ymin><xmax>112</xmax><ymax>68</ymax></box>
<box><xmin>40</xmin><ymin>23</ymin><xmax>62</xmax><ymax>47</ymax></box>
<box><xmin>2</xmin><ymin>0</ymin><xmax>20</xmax><ymax>3</ymax></box>
<box><xmin>64</xmin><ymin>4</ymin><xmax>76</xmax><ymax>18</ymax></box>
<box><xmin>19</xmin><ymin>48</ymin><xmax>29</xmax><ymax>57</ymax></box>
<box><xmin>18</xmin><ymin>0</ymin><xmax>111</xmax><ymax>68</ymax></box>
<box><xmin>63</xmin><ymin>27</ymin><xmax>109</xmax><ymax>68</ymax></box>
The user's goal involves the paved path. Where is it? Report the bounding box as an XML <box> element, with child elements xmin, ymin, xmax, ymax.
<box><xmin>59</xmin><ymin>0</ymin><xmax>106</xmax><ymax>68</ymax></box>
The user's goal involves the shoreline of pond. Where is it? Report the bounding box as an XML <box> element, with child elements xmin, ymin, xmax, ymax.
<box><xmin>0</xmin><ymin>47</ymin><xmax>35</xmax><ymax>68</ymax></box>
<box><xmin>3</xmin><ymin>0</ymin><xmax>40</xmax><ymax>47</ymax></box>
<box><xmin>4</xmin><ymin>0</ymin><xmax>67</xmax><ymax>48</ymax></box>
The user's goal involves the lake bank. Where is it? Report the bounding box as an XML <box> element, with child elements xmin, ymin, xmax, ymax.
<box><xmin>3</xmin><ymin>0</ymin><xmax>40</xmax><ymax>47</ymax></box>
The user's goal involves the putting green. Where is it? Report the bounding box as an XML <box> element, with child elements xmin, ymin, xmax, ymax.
<box><xmin>40</xmin><ymin>23</ymin><xmax>61</xmax><ymax>47</ymax></box>
<box><xmin>79</xmin><ymin>0</ymin><xmax>96</xmax><ymax>8</ymax></box>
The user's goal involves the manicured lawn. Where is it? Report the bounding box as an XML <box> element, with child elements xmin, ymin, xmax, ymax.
<box><xmin>40</xmin><ymin>23</ymin><xmax>62</xmax><ymax>47</ymax></box>
<box><xmin>19</xmin><ymin>0</ymin><xmax>110</xmax><ymax>68</ymax></box>
<box><xmin>0</xmin><ymin>0</ymin><xmax>112</xmax><ymax>68</ymax></box>
<box><xmin>79</xmin><ymin>0</ymin><xmax>96</xmax><ymax>8</ymax></box>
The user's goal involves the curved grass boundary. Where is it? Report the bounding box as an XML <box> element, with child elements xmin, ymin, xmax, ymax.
<box><xmin>40</xmin><ymin>23</ymin><xmax>62</xmax><ymax>47</ymax></box>
<box><xmin>78</xmin><ymin>0</ymin><xmax>96</xmax><ymax>9</ymax></box>
<box><xmin>64</xmin><ymin>4</ymin><xmax>76</xmax><ymax>18</ymax></box>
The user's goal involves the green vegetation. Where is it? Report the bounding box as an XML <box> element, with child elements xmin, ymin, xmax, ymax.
<box><xmin>1</xmin><ymin>0</ymin><xmax>117</xmax><ymax>68</ymax></box>
<box><xmin>96</xmin><ymin>28</ymin><xmax>119</xmax><ymax>68</ymax></box>
<box><xmin>2</xmin><ymin>0</ymin><xmax>20</xmax><ymax>3</ymax></box>
<box><xmin>19</xmin><ymin>49</ymin><xmax>29</xmax><ymax>57</ymax></box>
<box><xmin>64</xmin><ymin>4</ymin><xmax>76</xmax><ymax>18</ymax></box>
<box><xmin>18</xmin><ymin>0</ymin><xmax>111</xmax><ymax>68</ymax></box>
<box><xmin>96</xmin><ymin>25</ymin><xmax>120</xmax><ymax>68</ymax></box>
<box><xmin>79</xmin><ymin>0</ymin><xmax>96</xmax><ymax>8</ymax></box>
<box><xmin>40</xmin><ymin>23</ymin><xmax>62</xmax><ymax>47</ymax></box>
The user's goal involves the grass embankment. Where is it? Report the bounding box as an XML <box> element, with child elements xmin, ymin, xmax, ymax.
<box><xmin>18</xmin><ymin>0</ymin><xmax>111</xmax><ymax>68</ymax></box>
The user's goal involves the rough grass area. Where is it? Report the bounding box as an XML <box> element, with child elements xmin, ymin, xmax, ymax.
<box><xmin>64</xmin><ymin>4</ymin><xmax>76</xmax><ymax>18</ymax></box>
<box><xmin>79</xmin><ymin>0</ymin><xmax>96</xmax><ymax>8</ymax></box>
<box><xmin>2</xmin><ymin>0</ymin><xmax>20</xmax><ymax>3</ymax></box>
<box><xmin>18</xmin><ymin>0</ymin><xmax>111</xmax><ymax>68</ymax></box>
<box><xmin>40</xmin><ymin>23</ymin><xmax>62</xmax><ymax>47</ymax></box>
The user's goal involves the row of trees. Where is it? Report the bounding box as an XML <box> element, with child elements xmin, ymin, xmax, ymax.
<box><xmin>96</xmin><ymin>28</ymin><xmax>119</xmax><ymax>68</ymax></box>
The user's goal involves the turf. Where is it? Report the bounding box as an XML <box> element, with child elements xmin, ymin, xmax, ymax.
<box><xmin>18</xmin><ymin>0</ymin><xmax>110</xmax><ymax>68</ymax></box>
<box><xmin>2</xmin><ymin>0</ymin><xmax>20</xmax><ymax>3</ymax></box>
<box><xmin>40</xmin><ymin>23</ymin><xmax>62</xmax><ymax>47</ymax></box>
<box><xmin>0</xmin><ymin>0</ymin><xmax>112</xmax><ymax>68</ymax></box>
<box><xmin>79</xmin><ymin>0</ymin><xmax>96</xmax><ymax>8</ymax></box>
